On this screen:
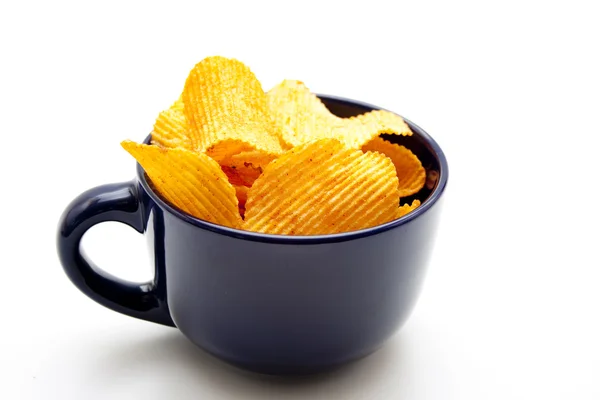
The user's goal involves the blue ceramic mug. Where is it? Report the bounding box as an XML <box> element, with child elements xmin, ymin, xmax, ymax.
<box><xmin>57</xmin><ymin>95</ymin><xmax>448</xmax><ymax>375</ymax></box>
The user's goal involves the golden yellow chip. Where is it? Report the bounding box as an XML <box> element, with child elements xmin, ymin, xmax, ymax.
<box><xmin>233</xmin><ymin>184</ymin><xmax>249</xmax><ymax>208</ymax></box>
<box><xmin>362</xmin><ymin>137</ymin><xmax>426</xmax><ymax>197</ymax></box>
<box><xmin>151</xmin><ymin>98</ymin><xmax>192</xmax><ymax>150</ymax></box>
<box><xmin>222</xmin><ymin>150</ymin><xmax>277</xmax><ymax>169</ymax></box>
<box><xmin>219</xmin><ymin>150</ymin><xmax>274</xmax><ymax>187</ymax></box>
<box><xmin>244</xmin><ymin>139</ymin><xmax>400</xmax><ymax>235</ymax></box>
<box><xmin>266</xmin><ymin>80</ymin><xmax>330</xmax><ymax>148</ymax></box>
<box><xmin>203</xmin><ymin>139</ymin><xmax>256</xmax><ymax>162</ymax></box>
<box><xmin>121</xmin><ymin>140</ymin><xmax>242</xmax><ymax>228</ymax></box>
<box><xmin>181</xmin><ymin>56</ymin><xmax>284</xmax><ymax>161</ymax></box>
<box><xmin>233</xmin><ymin>185</ymin><xmax>250</xmax><ymax>219</ymax></box>
<box><xmin>267</xmin><ymin>80</ymin><xmax>412</xmax><ymax>148</ymax></box>
<box><xmin>396</xmin><ymin>200</ymin><xmax>421</xmax><ymax>219</ymax></box>
<box><xmin>221</xmin><ymin>165</ymin><xmax>261</xmax><ymax>187</ymax></box>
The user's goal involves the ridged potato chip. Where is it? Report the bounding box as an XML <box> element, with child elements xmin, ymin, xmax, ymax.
<box><xmin>221</xmin><ymin>165</ymin><xmax>262</xmax><ymax>187</ymax></box>
<box><xmin>267</xmin><ymin>80</ymin><xmax>413</xmax><ymax>148</ymax></box>
<box><xmin>182</xmin><ymin>56</ymin><xmax>284</xmax><ymax>161</ymax></box>
<box><xmin>233</xmin><ymin>185</ymin><xmax>250</xmax><ymax>219</ymax></box>
<box><xmin>244</xmin><ymin>139</ymin><xmax>400</xmax><ymax>235</ymax></box>
<box><xmin>362</xmin><ymin>136</ymin><xmax>426</xmax><ymax>197</ymax></box>
<box><xmin>222</xmin><ymin>150</ymin><xmax>277</xmax><ymax>169</ymax></box>
<box><xmin>234</xmin><ymin>184</ymin><xmax>249</xmax><ymax>207</ymax></box>
<box><xmin>396</xmin><ymin>200</ymin><xmax>421</xmax><ymax>219</ymax></box>
<box><xmin>121</xmin><ymin>140</ymin><xmax>242</xmax><ymax>228</ymax></box>
<box><xmin>204</xmin><ymin>140</ymin><xmax>256</xmax><ymax>162</ymax></box>
<box><xmin>151</xmin><ymin>98</ymin><xmax>192</xmax><ymax>150</ymax></box>
<box><xmin>219</xmin><ymin>150</ymin><xmax>274</xmax><ymax>188</ymax></box>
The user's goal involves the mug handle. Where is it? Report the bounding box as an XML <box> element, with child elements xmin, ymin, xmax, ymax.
<box><xmin>57</xmin><ymin>180</ymin><xmax>175</xmax><ymax>327</ymax></box>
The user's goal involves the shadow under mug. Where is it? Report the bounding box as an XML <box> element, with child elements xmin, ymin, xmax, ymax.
<box><xmin>57</xmin><ymin>95</ymin><xmax>448</xmax><ymax>375</ymax></box>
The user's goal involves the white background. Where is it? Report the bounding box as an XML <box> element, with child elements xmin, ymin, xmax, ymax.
<box><xmin>1</xmin><ymin>1</ymin><xmax>599</xmax><ymax>399</ymax></box>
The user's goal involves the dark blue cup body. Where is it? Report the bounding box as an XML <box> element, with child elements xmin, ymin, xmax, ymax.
<box><xmin>57</xmin><ymin>96</ymin><xmax>448</xmax><ymax>374</ymax></box>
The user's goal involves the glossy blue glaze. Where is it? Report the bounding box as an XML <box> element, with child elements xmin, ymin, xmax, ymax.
<box><xmin>57</xmin><ymin>95</ymin><xmax>448</xmax><ymax>374</ymax></box>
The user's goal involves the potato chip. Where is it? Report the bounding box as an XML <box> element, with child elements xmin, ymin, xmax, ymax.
<box><xmin>233</xmin><ymin>185</ymin><xmax>250</xmax><ymax>219</ymax></box>
<box><xmin>219</xmin><ymin>150</ymin><xmax>273</xmax><ymax>187</ymax></box>
<box><xmin>221</xmin><ymin>165</ymin><xmax>261</xmax><ymax>187</ymax></box>
<box><xmin>203</xmin><ymin>139</ymin><xmax>256</xmax><ymax>162</ymax></box>
<box><xmin>349</xmin><ymin>109</ymin><xmax>412</xmax><ymax>142</ymax></box>
<box><xmin>233</xmin><ymin>184</ymin><xmax>249</xmax><ymax>207</ymax></box>
<box><xmin>121</xmin><ymin>140</ymin><xmax>242</xmax><ymax>228</ymax></box>
<box><xmin>267</xmin><ymin>80</ymin><xmax>412</xmax><ymax>148</ymax></box>
<box><xmin>396</xmin><ymin>200</ymin><xmax>421</xmax><ymax>219</ymax></box>
<box><xmin>181</xmin><ymin>56</ymin><xmax>284</xmax><ymax>161</ymax></box>
<box><xmin>151</xmin><ymin>98</ymin><xmax>192</xmax><ymax>150</ymax></box>
<box><xmin>362</xmin><ymin>136</ymin><xmax>426</xmax><ymax>197</ymax></box>
<box><xmin>425</xmin><ymin>169</ymin><xmax>439</xmax><ymax>190</ymax></box>
<box><xmin>244</xmin><ymin>139</ymin><xmax>400</xmax><ymax>235</ymax></box>
<box><xmin>222</xmin><ymin>150</ymin><xmax>277</xmax><ymax>169</ymax></box>
<box><xmin>266</xmin><ymin>80</ymin><xmax>331</xmax><ymax>148</ymax></box>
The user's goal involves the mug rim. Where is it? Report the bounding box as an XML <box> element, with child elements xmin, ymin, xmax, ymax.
<box><xmin>136</xmin><ymin>94</ymin><xmax>449</xmax><ymax>244</ymax></box>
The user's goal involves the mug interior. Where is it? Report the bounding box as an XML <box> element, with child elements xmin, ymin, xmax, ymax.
<box><xmin>138</xmin><ymin>95</ymin><xmax>448</xmax><ymax>243</ymax></box>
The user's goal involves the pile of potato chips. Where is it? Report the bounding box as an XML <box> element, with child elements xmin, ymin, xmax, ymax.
<box><xmin>122</xmin><ymin>56</ymin><xmax>425</xmax><ymax>235</ymax></box>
